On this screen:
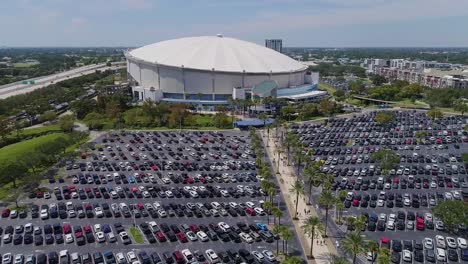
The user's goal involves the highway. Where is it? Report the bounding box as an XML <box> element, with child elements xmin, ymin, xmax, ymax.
<box><xmin>0</xmin><ymin>62</ymin><xmax>125</xmax><ymax>99</ymax></box>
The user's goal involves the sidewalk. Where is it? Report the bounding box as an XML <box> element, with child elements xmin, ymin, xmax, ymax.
<box><xmin>261</xmin><ymin>130</ymin><xmax>337</xmax><ymax>264</ymax></box>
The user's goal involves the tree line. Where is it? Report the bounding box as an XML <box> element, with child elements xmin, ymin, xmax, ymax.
<box><xmin>0</xmin><ymin>131</ymin><xmax>88</xmax><ymax>189</ymax></box>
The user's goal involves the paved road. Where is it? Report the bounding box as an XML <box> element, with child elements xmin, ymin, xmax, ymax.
<box><xmin>0</xmin><ymin>63</ymin><xmax>125</xmax><ymax>99</ymax></box>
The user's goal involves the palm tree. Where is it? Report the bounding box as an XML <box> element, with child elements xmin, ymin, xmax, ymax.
<box><xmin>354</xmin><ymin>215</ymin><xmax>368</xmax><ymax>234</ymax></box>
<box><xmin>266</xmin><ymin>123</ymin><xmax>272</xmax><ymax>147</ymax></box>
<box><xmin>267</xmin><ymin>186</ymin><xmax>276</xmax><ymax>204</ymax></box>
<box><xmin>338</xmin><ymin>190</ymin><xmax>347</xmax><ymax>201</ymax></box>
<box><xmin>329</xmin><ymin>254</ymin><xmax>351</xmax><ymax>264</ymax></box>
<box><xmin>284</xmin><ymin>133</ymin><xmax>298</xmax><ymax>165</ymax></box>
<box><xmin>292</xmin><ymin>143</ymin><xmax>306</xmax><ymax>175</ymax></box>
<box><xmin>260</xmin><ymin>180</ymin><xmax>272</xmax><ymax>193</ymax></box>
<box><xmin>282</xmin><ymin>256</ymin><xmax>303</xmax><ymax>264</ymax></box>
<box><xmin>271</xmin><ymin>224</ymin><xmax>283</xmax><ymax>254</ymax></box>
<box><xmin>272</xmin><ymin>207</ymin><xmax>283</xmax><ymax>225</ymax></box>
<box><xmin>280</xmin><ymin>226</ymin><xmax>293</xmax><ymax>256</ymax></box>
<box><xmin>318</xmin><ymin>190</ymin><xmax>337</xmax><ymax>237</ymax></box>
<box><xmin>303</xmin><ymin>163</ymin><xmax>322</xmax><ymax>199</ymax></box>
<box><xmin>335</xmin><ymin>201</ymin><xmax>345</xmax><ymax>224</ymax></box>
<box><xmin>366</xmin><ymin>240</ymin><xmax>380</xmax><ymax>264</ymax></box>
<box><xmin>302</xmin><ymin>216</ymin><xmax>325</xmax><ymax>258</ymax></box>
<box><xmin>275</xmin><ymin>147</ymin><xmax>282</xmax><ymax>171</ymax></box>
<box><xmin>377</xmin><ymin>248</ymin><xmax>391</xmax><ymax>264</ymax></box>
<box><xmin>289</xmin><ymin>180</ymin><xmax>305</xmax><ymax>220</ymax></box>
<box><xmin>346</xmin><ymin>216</ymin><xmax>356</xmax><ymax>233</ymax></box>
<box><xmin>263</xmin><ymin>201</ymin><xmax>273</xmax><ymax>224</ymax></box>
<box><xmin>259</xmin><ymin>112</ymin><xmax>268</xmax><ymax>128</ymax></box>
<box><xmin>342</xmin><ymin>232</ymin><xmax>366</xmax><ymax>264</ymax></box>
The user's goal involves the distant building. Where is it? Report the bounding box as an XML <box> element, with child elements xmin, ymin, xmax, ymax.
<box><xmin>265</xmin><ymin>39</ymin><xmax>282</xmax><ymax>53</ymax></box>
<box><xmin>364</xmin><ymin>58</ymin><xmax>468</xmax><ymax>89</ymax></box>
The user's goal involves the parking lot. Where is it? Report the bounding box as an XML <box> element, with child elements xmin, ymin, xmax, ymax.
<box><xmin>291</xmin><ymin>111</ymin><xmax>468</xmax><ymax>263</ymax></box>
<box><xmin>1</xmin><ymin>130</ymin><xmax>303</xmax><ymax>264</ymax></box>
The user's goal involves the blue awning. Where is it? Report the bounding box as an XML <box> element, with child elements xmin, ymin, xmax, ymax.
<box><xmin>234</xmin><ymin>118</ymin><xmax>274</xmax><ymax>128</ymax></box>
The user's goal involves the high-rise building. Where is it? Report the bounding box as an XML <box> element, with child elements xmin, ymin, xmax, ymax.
<box><xmin>265</xmin><ymin>39</ymin><xmax>282</xmax><ymax>53</ymax></box>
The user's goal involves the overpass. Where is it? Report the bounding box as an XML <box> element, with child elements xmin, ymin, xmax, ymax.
<box><xmin>0</xmin><ymin>62</ymin><xmax>125</xmax><ymax>99</ymax></box>
<box><xmin>352</xmin><ymin>95</ymin><xmax>397</xmax><ymax>105</ymax></box>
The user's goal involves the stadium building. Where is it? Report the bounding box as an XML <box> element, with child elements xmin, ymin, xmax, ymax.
<box><xmin>126</xmin><ymin>35</ymin><xmax>322</xmax><ymax>105</ymax></box>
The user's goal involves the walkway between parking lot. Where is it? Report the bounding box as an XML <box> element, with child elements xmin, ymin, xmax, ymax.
<box><xmin>261</xmin><ymin>131</ymin><xmax>337</xmax><ymax>264</ymax></box>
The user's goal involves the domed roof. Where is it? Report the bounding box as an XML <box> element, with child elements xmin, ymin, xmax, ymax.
<box><xmin>127</xmin><ymin>36</ymin><xmax>306</xmax><ymax>74</ymax></box>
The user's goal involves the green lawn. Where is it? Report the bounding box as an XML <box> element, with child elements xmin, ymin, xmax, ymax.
<box><xmin>0</xmin><ymin>132</ymin><xmax>68</xmax><ymax>165</ymax></box>
<box><xmin>394</xmin><ymin>99</ymin><xmax>430</xmax><ymax>108</ymax></box>
<box><xmin>129</xmin><ymin>227</ymin><xmax>144</xmax><ymax>244</ymax></box>
<box><xmin>10</xmin><ymin>125</ymin><xmax>61</xmax><ymax>138</ymax></box>
<box><xmin>318</xmin><ymin>83</ymin><xmax>337</xmax><ymax>94</ymax></box>
<box><xmin>194</xmin><ymin>115</ymin><xmax>213</xmax><ymax>127</ymax></box>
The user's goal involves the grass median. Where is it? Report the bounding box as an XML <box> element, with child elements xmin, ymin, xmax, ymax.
<box><xmin>129</xmin><ymin>227</ymin><xmax>144</xmax><ymax>244</ymax></box>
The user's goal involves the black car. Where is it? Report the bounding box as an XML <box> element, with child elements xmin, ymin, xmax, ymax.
<box><xmin>93</xmin><ymin>252</ymin><xmax>104</xmax><ymax>264</ymax></box>
<box><xmin>37</xmin><ymin>254</ymin><xmax>47</xmax><ymax>264</ymax></box>
<box><xmin>403</xmin><ymin>240</ymin><xmax>413</xmax><ymax>251</ymax></box>
<box><xmin>34</xmin><ymin>235</ymin><xmax>44</xmax><ymax>246</ymax></box>
<box><xmin>391</xmin><ymin>252</ymin><xmax>400</xmax><ymax>263</ymax></box>
<box><xmin>392</xmin><ymin>240</ymin><xmax>402</xmax><ymax>252</ymax></box>
<box><xmin>396</xmin><ymin>220</ymin><xmax>405</xmax><ymax>230</ymax></box>
<box><xmin>151</xmin><ymin>253</ymin><xmax>162</xmax><ymax>264</ymax></box>
<box><xmin>162</xmin><ymin>252</ymin><xmax>174</xmax><ymax>264</ymax></box>
<box><xmin>377</xmin><ymin>220</ymin><xmax>386</xmax><ymax>231</ymax></box>
<box><xmin>13</xmin><ymin>234</ymin><xmax>23</xmax><ymax>245</ymax></box>
<box><xmin>414</xmin><ymin>250</ymin><xmax>424</xmax><ymax>262</ymax></box>
<box><xmin>48</xmin><ymin>252</ymin><xmax>58</xmax><ymax>264</ymax></box>
<box><xmin>448</xmin><ymin>249</ymin><xmax>459</xmax><ymax>261</ymax></box>
<box><xmin>425</xmin><ymin>249</ymin><xmax>435</xmax><ymax>262</ymax></box>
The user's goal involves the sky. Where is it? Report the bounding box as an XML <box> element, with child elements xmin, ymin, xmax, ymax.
<box><xmin>1</xmin><ymin>0</ymin><xmax>468</xmax><ymax>47</ymax></box>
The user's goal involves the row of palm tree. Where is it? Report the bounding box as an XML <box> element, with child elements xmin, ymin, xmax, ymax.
<box><xmin>251</xmin><ymin>127</ymin><xmax>311</xmax><ymax>263</ymax></box>
<box><xmin>272</xmin><ymin>224</ymin><xmax>294</xmax><ymax>255</ymax></box>
<box><xmin>277</xmin><ymin>118</ymin><xmax>394</xmax><ymax>264</ymax></box>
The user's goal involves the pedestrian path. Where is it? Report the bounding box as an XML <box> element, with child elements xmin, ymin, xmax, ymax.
<box><xmin>261</xmin><ymin>131</ymin><xmax>337</xmax><ymax>264</ymax></box>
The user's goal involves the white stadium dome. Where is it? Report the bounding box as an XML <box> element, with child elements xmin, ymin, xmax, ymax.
<box><xmin>128</xmin><ymin>36</ymin><xmax>306</xmax><ymax>74</ymax></box>
<box><xmin>126</xmin><ymin>35</ymin><xmax>312</xmax><ymax>104</ymax></box>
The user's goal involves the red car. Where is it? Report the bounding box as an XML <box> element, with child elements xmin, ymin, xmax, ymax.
<box><xmin>380</xmin><ymin>237</ymin><xmax>390</xmax><ymax>248</ymax></box>
<box><xmin>189</xmin><ymin>224</ymin><xmax>199</xmax><ymax>233</ymax></box>
<box><xmin>416</xmin><ymin>218</ymin><xmax>425</xmax><ymax>230</ymax></box>
<box><xmin>352</xmin><ymin>199</ymin><xmax>359</xmax><ymax>207</ymax></box>
<box><xmin>245</xmin><ymin>208</ymin><xmax>256</xmax><ymax>216</ymax></box>
<box><xmin>63</xmin><ymin>224</ymin><xmax>71</xmax><ymax>234</ymax></box>
<box><xmin>36</xmin><ymin>192</ymin><xmax>44</xmax><ymax>198</ymax></box>
<box><xmin>176</xmin><ymin>232</ymin><xmax>188</xmax><ymax>243</ymax></box>
<box><xmin>156</xmin><ymin>231</ymin><xmax>167</xmax><ymax>242</ymax></box>
<box><xmin>186</xmin><ymin>177</ymin><xmax>194</xmax><ymax>184</ymax></box>
<box><xmin>2</xmin><ymin>209</ymin><xmax>10</xmax><ymax>218</ymax></box>
<box><xmin>75</xmin><ymin>232</ymin><xmax>83</xmax><ymax>238</ymax></box>
<box><xmin>83</xmin><ymin>225</ymin><xmax>91</xmax><ymax>233</ymax></box>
